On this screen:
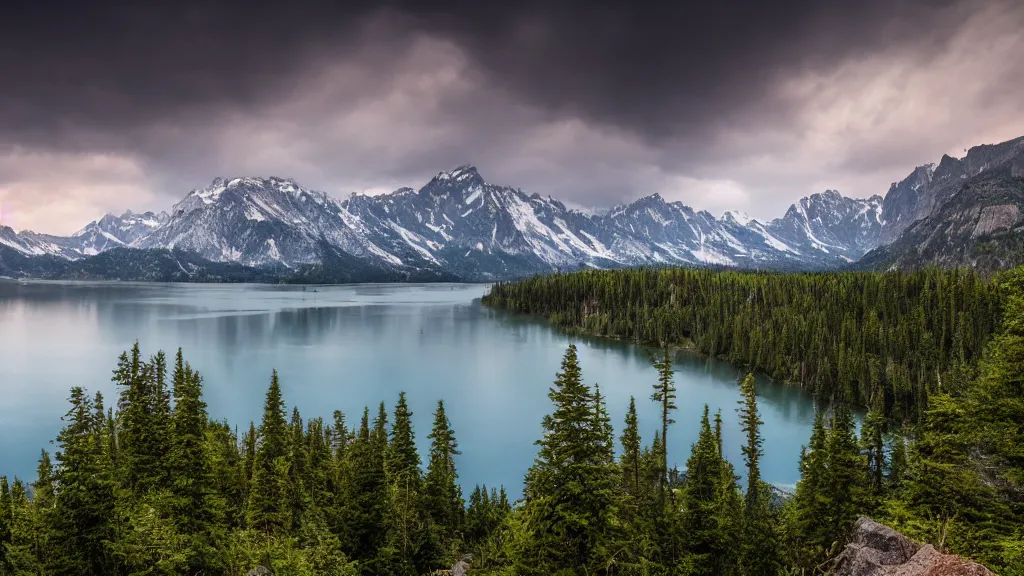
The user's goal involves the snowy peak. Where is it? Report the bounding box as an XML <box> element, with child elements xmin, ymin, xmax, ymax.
<box><xmin>766</xmin><ymin>191</ymin><xmax>883</xmax><ymax>261</ymax></box>
<box><xmin>421</xmin><ymin>165</ymin><xmax>487</xmax><ymax>197</ymax></box>
<box><xmin>6</xmin><ymin>164</ymin><xmax>911</xmax><ymax>280</ymax></box>
<box><xmin>66</xmin><ymin>209</ymin><xmax>169</xmax><ymax>255</ymax></box>
<box><xmin>723</xmin><ymin>210</ymin><xmax>756</xmax><ymax>227</ymax></box>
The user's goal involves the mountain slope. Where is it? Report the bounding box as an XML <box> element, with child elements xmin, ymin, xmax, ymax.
<box><xmin>878</xmin><ymin>135</ymin><xmax>1024</xmax><ymax>245</ymax></box>
<box><xmin>857</xmin><ymin>149</ymin><xmax>1024</xmax><ymax>273</ymax></box>
<box><xmin>3</xmin><ymin>165</ymin><xmax>890</xmax><ymax>282</ymax></box>
<box><xmin>766</xmin><ymin>190</ymin><xmax>883</xmax><ymax>262</ymax></box>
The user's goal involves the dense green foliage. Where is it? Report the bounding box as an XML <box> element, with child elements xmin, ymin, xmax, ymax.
<box><xmin>483</xmin><ymin>268</ymin><xmax>1001</xmax><ymax>421</ymax></box>
<box><xmin>2</xmin><ymin>268</ymin><xmax>1022</xmax><ymax>575</ymax></box>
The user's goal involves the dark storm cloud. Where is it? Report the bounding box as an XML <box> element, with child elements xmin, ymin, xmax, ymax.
<box><xmin>1</xmin><ymin>0</ymin><xmax>960</xmax><ymax>144</ymax></box>
<box><xmin>1</xmin><ymin>0</ymin><xmax>1022</xmax><ymax>233</ymax></box>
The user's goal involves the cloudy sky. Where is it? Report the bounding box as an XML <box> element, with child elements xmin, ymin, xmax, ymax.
<box><xmin>2</xmin><ymin>0</ymin><xmax>1023</xmax><ymax>235</ymax></box>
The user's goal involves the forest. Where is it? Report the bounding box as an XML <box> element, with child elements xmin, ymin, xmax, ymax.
<box><xmin>0</xmin><ymin>267</ymin><xmax>1021</xmax><ymax>575</ymax></box>
<box><xmin>482</xmin><ymin>268</ymin><xmax>1003</xmax><ymax>422</ymax></box>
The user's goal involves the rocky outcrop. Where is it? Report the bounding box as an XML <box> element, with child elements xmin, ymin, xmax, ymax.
<box><xmin>830</xmin><ymin>517</ymin><xmax>994</xmax><ymax>576</ymax></box>
<box><xmin>971</xmin><ymin>204</ymin><xmax>1020</xmax><ymax>237</ymax></box>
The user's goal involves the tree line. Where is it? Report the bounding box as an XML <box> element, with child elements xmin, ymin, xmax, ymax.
<box><xmin>0</xmin><ymin>268</ymin><xmax>1021</xmax><ymax>575</ymax></box>
<box><xmin>482</xmin><ymin>267</ymin><xmax>1003</xmax><ymax>422</ymax></box>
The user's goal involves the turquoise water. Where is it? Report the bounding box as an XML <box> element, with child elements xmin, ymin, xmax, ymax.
<box><xmin>0</xmin><ymin>281</ymin><xmax>817</xmax><ymax>496</ymax></box>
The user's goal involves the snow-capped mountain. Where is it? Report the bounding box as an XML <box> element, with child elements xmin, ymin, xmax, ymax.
<box><xmin>69</xmin><ymin>210</ymin><xmax>170</xmax><ymax>255</ymax></box>
<box><xmin>1</xmin><ymin>166</ymin><xmax>889</xmax><ymax>281</ymax></box>
<box><xmin>0</xmin><ymin>225</ymin><xmax>79</xmax><ymax>259</ymax></box>
<box><xmin>765</xmin><ymin>190</ymin><xmax>884</xmax><ymax>262</ymax></box>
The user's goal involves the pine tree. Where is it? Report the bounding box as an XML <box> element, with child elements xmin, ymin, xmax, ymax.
<box><xmin>6</xmin><ymin>478</ymin><xmax>43</xmax><ymax>575</ymax></box>
<box><xmin>347</xmin><ymin>407</ymin><xmax>388</xmax><ymax>570</ymax></box>
<box><xmin>737</xmin><ymin>374</ymin><xmax>779</xmax><ymax>576</ymax></box>
<box><xmin>887</xmin><ymin>427</ymin><xmax>908</xmax><ymax>491</ymax></box>
<box><xmin>31</xmin><ymin>449</ymin><xmax>55</xmax><ymax>572</ymax></box>
<box><xmin>593</xmin><ymin>383</ymin><xmax>615</xmax><ymax>464</ymax></box>
<box><xmin>519</xmin><ymin>344</ymin><xmax>620</xmax><ymax>575</ymax></box>
<box><xmin>51</xmin><ymin>387</ymin><xmax>118</xmax><ymax>575</ymax></box>
<box><xmin>650</xmin><ymin>347</ymin><xmax>677</xmax><ymax>502</ymax></box>
<box><xmin>619</xmin><ymin>396</ymin><xmax>642</xmax><ymax>496</ymax></box>
<box><xmin>149</xmin><ymin>350</ymin><xmax>173</xmax><ymax>488</ymax></box>
<box><xmin>680</xmin><ymin>405</ymin><xmax>723</xmax><ymax>574</ymax></box>
<box><xmin>287</xmin><ymin>407</ymin><xmax>310</xmax><ymax>532</ymax></box>
<box><xmin>247</xmin><ymin>370</ymin><xmax>290</xmax><ymax>535</ymax></box>
<box><xmin>787</xmin><ymin>410</ymin><xmax>830</xmax><ymax>569</ymax></box>
<box><xmin>424</xmin><ymin>399</ymin><xmax>464</xmax><ymax>558</ymax></box>
<box><xmin>385</xmin><ymin>391</ymin><xmax>427</xmax><ymax>575</ymax></box>
<box><xmin>711</xmin><ymin>411</ymin><xmax>743</xmax><ymax>576</ymax></box>
<box><xmin>825</xmin><ymin>403</ymin><xmax>868</xmax><ymax>550</ymax></box>
<box><xmin>0</xmin><ymin>475</ymin><xmax>11</xmax><ymax>574</ymax></box>
<box><xmin>168</xmin><ymin>351</ymin><xmax>224</xmax><ymax>571</ymax></box>
<box><xmin>861</xmin><ymin>395</ymin><xmax>887</xmax><ymax>499</ymax></box>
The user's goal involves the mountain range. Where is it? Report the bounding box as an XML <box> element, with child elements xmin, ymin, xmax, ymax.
<box><xmin>2</xmin><ymin>135</ymin><xmax>1023</xmax><ymax>282</ymax></box>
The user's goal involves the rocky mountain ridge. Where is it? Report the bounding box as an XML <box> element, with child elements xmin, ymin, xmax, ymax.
<box><xmin>4</xmin><ymin>133</ymin><xmax>1023</xmax><ymax>281</ymax></box>
<box><xmin>0</xmin><ymin>167</ymin><xmax>884</xmax><ymax>281</ymax></box>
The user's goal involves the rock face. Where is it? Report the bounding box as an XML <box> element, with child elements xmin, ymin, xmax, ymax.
<box><xmin>830</xmin><ymin>517</ymin><xmax>993</xmax><ymax>576</ymax></box>
<box><xmin>878</xmin><ymin>136</ymin><xmax>1024</xmax><ymax>245</ymax></box>
<box><xmin>856</xmin><ymin>147</ymin><xmax>1024</xmax><ymax>273</ymax></box>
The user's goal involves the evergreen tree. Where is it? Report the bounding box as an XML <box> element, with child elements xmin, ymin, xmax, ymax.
<box><xmin>51</xmin><ymin>387</ymin><xmax>117</xmax><ymax>575</ymax></box>
<box><xmin>680</xmin><ymin>405</ymin><xmax>724</xmax><ymax>574</ymax></box>
<box><xmin>787</xmin><ymin>410</ymin><xmax>830</xmax><ymax>569</ymax></box>
<box><xmin>650</xmin><ymin>347</ymin><xmax>677</xmax><ymax>502</ymax></box>
<box><xmin>593</xmin><ymin>383</ymin><xmax>615</xmax><ymax>464</ymax></box>
<box><xmin>347</xmin><ymin>407</ymin><xmax>388</xmax><ymax>571</ymax></box>
<box><xmin>287</xmin><ymin>407</ymin><xmax>310</xmax><ymax>533</ymax></box>
<box><xmin>0</xmin><ymin>475</ymin><xmax>10</xmax><ymax>574</ymax></box>
<box><xmin>31</xmin><ymin>449</ymin><xmax>55</xmax><ymax>572</ymax></box>
<box><xmin>6</xmin><ymin>478</ymin><xmax>43</xmax><ymax>575</ymax></box>
<box><xmin>519</xmin><ymin>344</ymin><xmax>620</xmax><ymax>575</ymax></box>
<box><xmin>619</xmin><ymin>396</ymin><xmax>642</xmax><ymax>496</ymax></box>
<box><xmin>424</xmin><ymin>399</ymin><xmax>464</xmax><ymax>558</ymax></box>
<box><xmin>825</xmin><ymin>403</ymin><xmax>868</xmax><ymax>549</ymax></box>
<box><xmin>248</xmin><ymin>370</ymin><xmax>290</xmax><ymax>534</ymax></box>
<box><xmin>384</xmin><ymin>392</ymin><xmax>427</xmax><ymax>575</ymax></box>
<box><xmin>168</xmin><ymin>352</ymin><xmax>224</xmax><ymax>571</ymax></box>
<box><xmin>737</xmin><ymin>374</ymin><xmax>779</xmax><ymax>576</ymax></box>
<box><xmin>861</xmin><ymin>396</ymin><xmax>887</xmax><ymax>499</ymax></box>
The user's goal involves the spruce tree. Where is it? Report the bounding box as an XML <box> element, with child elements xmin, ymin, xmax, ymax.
<box><xmin>347</xmin><ymin>407</ymin><xmax>388</xmax><ymax>570</ymax></box>
<box><xmin>519</xmin><ymin>344</ymin><xmax>620</xmax><ymax>575</ymax></box>
<box><xmin>737</xmin><ymin>374</ymin><xmax>779</xmax><ymax>576</ymax></box>
<box><xmin>149</xmin><ymin>350</ymin><xmax>173</xmax><ymax>488</ymax></box>
<box><xmin>0</xmin><ymin>475</ymin><xmax>10</xmax><ymax>574</ymax></box>
<box><xmin>861</xmin><ymin>395</ymin><xmax>887</xmax><ymax>499</ymax></box>
<box><xmin>287</xmin><ymin>407</ymin><xmax>310</xmax><ymax>532</ymax></box>
<box><xmin>619</xmin><ymin>396</ymin><xmax>642</xmax><ymax>496</ymax></box>
<box><xmin>424</xmin><ymin>399</ymin><xmax>464</xmax><ymax>557</ymax></box>
<box><xmin>168</xmin><ymin>352</ymin><xmax>224</xmax><ymax>571</ymax></box>
<box><xmin>247</xmin><ymin>370</ymin><xmax>290</xmax><ymax>535</ymax></box>
<box><xmin>593</xmin><ymin>383</ymin><xmax>615</xmax><ymax>464</ymax></box>
<box><xmin>680</xmin><ymin>405</ymin><xmax>723</xmax><ymax>575</ymax></box>
<box><xmin>787</xmin><ymin>410</ymin><xmax>830</xmax><ymax>568</ymax></box>
<box><xmin>825</xmin><ymin>403</ymin><xmax>868</xmax><ymax>550</ymax></box>
<box><xmin>650</xmin><ymin>347</ymin><xmax>677</xmax><ymax>502</ymax></box>
<box><xmin>5</xmin><ymin>478</ymin><xmax>43</xmax><ymax>575</ymax></box>
<box><xmin>385</xmin><ymin>391</ymin><xmax>427</xmax><ymax>575</ymax></box>
<box><xmin>51</xmin><ymin>387</ymin><xmax>117</xmax><ymax>576</ymax></box>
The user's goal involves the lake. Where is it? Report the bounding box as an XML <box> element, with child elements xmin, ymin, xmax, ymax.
<box><xmin>0</xmin><ymin>280</ymin><xmax>818</xmax><ymax>496</ymax></box>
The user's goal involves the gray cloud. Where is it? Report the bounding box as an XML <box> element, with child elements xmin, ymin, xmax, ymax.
<box><xmin>1</xmin><ymin>0</ymin><xmax>1022</xmax><ymax>234</ymax></box>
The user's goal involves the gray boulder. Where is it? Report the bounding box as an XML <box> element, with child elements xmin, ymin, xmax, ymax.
<box><xmin>830</xmin><ymin>517</ymin><xmax>994</xmax><ymax>576</ymax></box>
